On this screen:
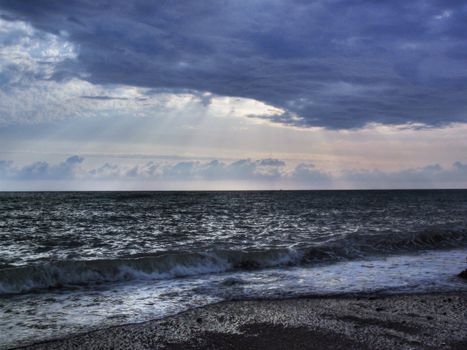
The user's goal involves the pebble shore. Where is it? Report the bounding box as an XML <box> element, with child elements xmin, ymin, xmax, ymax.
<box><xmin>19</xmin><ymin>292</ymin><xmax>467</xmax><ymax>350</ymax></box>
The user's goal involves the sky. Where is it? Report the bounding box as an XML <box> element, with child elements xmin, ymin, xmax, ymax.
<box><xmin>0</xmin><ymin>0</ymin><xmax>467</xmax><ymax>190</ymax></box>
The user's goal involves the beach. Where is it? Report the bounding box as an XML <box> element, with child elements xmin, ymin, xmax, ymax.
<box><xmin>2</xmin><ymin>191</ymin><xmax>467</xmax><ymax>349</ymax></box>
<box><xmin>20</xmin><ymin>292</ymin><xmax>467</xmax><ymax>350</ymax></box>
<box><xmin>2</xmin><ymin>0</ymin><xmax>467</xmax><ymax>346</ymax></box>
<box><xmin>2</xmin><ymin>0</ymin><xmax>467</xmax><ymax>347</ymax></box>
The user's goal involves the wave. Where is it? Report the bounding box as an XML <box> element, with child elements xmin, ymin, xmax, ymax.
<box><xmin>1</xmin><ymin>228</ymin><xmax>466</xmax><ymax>295</ymax></box>
<box><xmin>0</xmin><ymin>250</ymin><xmax>301</xmax><ymax>295</ymax></box>
<box><xmin>302</xmin><ymin>227</ymin><xmax>467</xmax><ymax>262</ymax></box>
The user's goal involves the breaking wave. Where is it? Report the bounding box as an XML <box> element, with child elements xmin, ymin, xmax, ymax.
<box><xmin>1</xmin><ymin>228</ymin><xmax>466</xmax><ymax>295</ymax></box>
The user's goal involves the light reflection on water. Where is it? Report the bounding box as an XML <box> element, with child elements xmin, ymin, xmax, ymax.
<box><xmin>1</xmin><ymin>248</ymin><xmax>466</xmax><ymax>349</ymax></box>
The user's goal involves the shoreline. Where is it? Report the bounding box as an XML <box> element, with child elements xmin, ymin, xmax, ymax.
<box><xmin>17</xmin><ymin>291</ymin><xmax>467</xmax><ymax>350</ymax></box>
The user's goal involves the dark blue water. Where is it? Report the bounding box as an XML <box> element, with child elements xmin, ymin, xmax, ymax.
<box><xmin>1</xmin><ymin>190</ymin><xmax>467</xmax><ymax>348</ymax></box>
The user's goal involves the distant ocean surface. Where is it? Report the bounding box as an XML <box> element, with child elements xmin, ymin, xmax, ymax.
<box><xmin>1</xmin><ymin>190</ymin><xmax>467</xmax><ymax>348</ymax></box>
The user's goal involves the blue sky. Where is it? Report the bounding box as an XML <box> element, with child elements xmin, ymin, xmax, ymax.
<box><xmin>0</xmin><ymin>0</ymin><xmax>467</xmax><ymax>190</ymax></box>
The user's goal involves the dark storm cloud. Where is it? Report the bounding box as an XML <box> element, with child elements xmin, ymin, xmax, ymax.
<box><xmin>1</xmin><ymin>0</ymin><xmax>467</xmax><ymax>128</ymax></box>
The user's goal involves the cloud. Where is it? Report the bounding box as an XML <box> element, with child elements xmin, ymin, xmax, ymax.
<box><xmin>0</xmin><ymin>18</ymin><xmax>284</xmax><ymax>125</ymax></box>
<box><xmin>290</xmin><ymin>163</ymin><xmax>331</xmax><ymax>183</ymax></box>
<box><xmin>340</xmin><ymin>163</ymin><xmax>467</xmax><ymax>188</ymax></box>
<box><xmin>1</xmin><ymin>0</ymin><xmax>467</xmax><ymax>129</ymax></box>
<box><xmin>1</xmin><ymin>156</ymin><xmax>467</xmax><ymax>189</ymax></box>
<box><xmin>0</xmin><ymin>17</ymin><xmax>76</xmax><ymax>87</ymax></box>
<box><xmin>0</xmin><ymin>155</ymin><xmax>83</xmax><ymax>180</ymax></box>
<box><xmin>88</xmin><ymin>158</ymin><xmax>288</xmax><ymax>182</ymax></box>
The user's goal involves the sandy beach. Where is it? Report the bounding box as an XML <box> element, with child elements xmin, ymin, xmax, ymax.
<box><xmin>18</xmin><ymin>292</ymin><xmax>466</xmax><ymax>350</ymax></box>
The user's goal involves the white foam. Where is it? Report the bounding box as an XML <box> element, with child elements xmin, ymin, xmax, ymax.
<box><xmin>1</xmin><ymin>248</ymin><xmax>466</xmax><ymax>349</ymax></box>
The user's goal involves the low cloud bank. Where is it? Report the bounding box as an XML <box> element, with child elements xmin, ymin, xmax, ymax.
<box><xmin>1</xmin><ymin>156</ymin><xmax>467</xmax><ymax>190</ymax></box>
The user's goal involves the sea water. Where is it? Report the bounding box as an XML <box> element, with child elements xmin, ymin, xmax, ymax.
<box><xmin>1</xmin><ymin>190</ymin><xmax>466</xmax><ymax>348</ymax></box>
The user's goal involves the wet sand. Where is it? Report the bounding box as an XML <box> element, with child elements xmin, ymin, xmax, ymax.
<box><xmin>19</xmin><ymin>292</ymin><xmax>467</xmax><ymax>350</ymax></box>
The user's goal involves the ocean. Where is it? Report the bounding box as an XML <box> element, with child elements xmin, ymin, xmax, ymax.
<box><xmin>1</xmin><ymin>190</ymin><xmax>467</xmax><ymax>348</ymax></box>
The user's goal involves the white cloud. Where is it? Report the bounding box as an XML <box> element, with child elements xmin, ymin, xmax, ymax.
<box><xmin>1</xmin><ymin>156</ymin><xmax>467</xmax><ymax>190</ymax></box>
<box><xmin>0</xmin><ymin>18</ymin><xmax>284</xmax><ymax>126</ymax></box>
<box><xmin>0</xmin><ymin>18</ymin><xmax>76</xmax><ymax>85</ymax></box>
<box><xmin>0</xmin><ymin>155</ymin><xmax>83</xmax><ymax>180</ymax></box>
